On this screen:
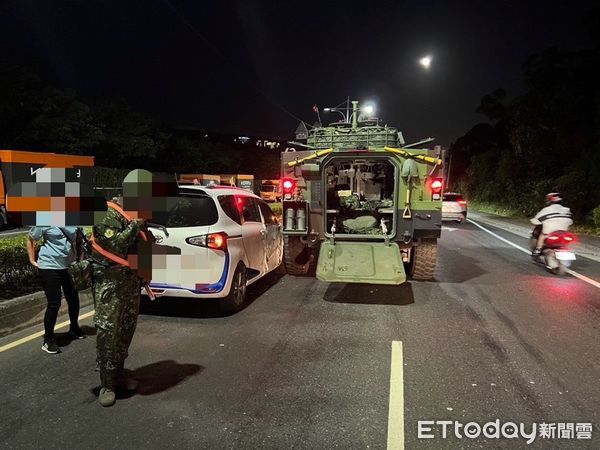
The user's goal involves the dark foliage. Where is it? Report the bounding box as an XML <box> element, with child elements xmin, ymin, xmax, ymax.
<box><xmin>0</xmin><ymin>66</ymin><xmax>281</xmax><ymax>182</ymax></box>
<box><xmin>451</xmin><ymin>45</ymin><xmax>600</xmax><ymax>222</ymax></box>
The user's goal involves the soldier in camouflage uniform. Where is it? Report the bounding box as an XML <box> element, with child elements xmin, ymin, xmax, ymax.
<box><xmin>91</xmin><ymin>169</ymin><xmax>156</xmax><ymax>407</ymax></box>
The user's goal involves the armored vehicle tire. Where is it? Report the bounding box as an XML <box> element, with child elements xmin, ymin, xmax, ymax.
<box><xmin>220</xmin><ymin>263</ymin><xmax>248</xmax><ymax>313</ymax></box>
<box><xmin>284</xmin><ymin>235</ymin><xmax>311</xmax><ymax>275</ymax></box>
<box><xmin>408</xmin><ymin>239</ymin><xmax>438</xmax><ymax>280</ymax></box>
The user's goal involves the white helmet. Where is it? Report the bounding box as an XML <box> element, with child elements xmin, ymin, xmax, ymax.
<box><xmin>545</xmin><ymin>192</ymin><xmax>562</xmax><ymax>205</ymax></box>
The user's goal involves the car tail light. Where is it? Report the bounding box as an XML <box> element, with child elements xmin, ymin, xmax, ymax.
<box><xmin>207</xmin><ymin>232</ymin><xmax>227</xmax><ymax>250</ymax></box>
<box><xmin>186</xmin><ymin>232</ymin><xmax>228</xmax><ymax>251</ymax></box>
<box><xmin>458</xmin><ymin>200</ymin><xmax>467</xmax><ymax>206</ymax></box>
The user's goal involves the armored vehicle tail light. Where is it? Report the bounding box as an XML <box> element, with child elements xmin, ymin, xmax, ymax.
<box><xmin>430</xmin><ymin>178</ymin><xmax>443</xmax><ymax>192</ymax></box>
<box><xmin>429</xmin><ymin>178</ymin><xmax>443</xmax><ymax>200</ymax></box>
<box><xmin>282</xmin><ymin>178</ymin><xmax>296</xmax><ymax>200</ymax></box>
<box><xmin>282</xmin><ymin>178</ymin><xmax>295</xmax><ymax>192</ymax></box>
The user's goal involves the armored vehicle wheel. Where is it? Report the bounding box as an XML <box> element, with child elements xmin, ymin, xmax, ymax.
<box><xmin>408</xmin><ymin>239</ymin><xmax>438</xmax><ymax>280</ymax></box>
<box><xmin>284</xmin><ymin>235</ymin><xmax>311</xmax><ymax>275</ymax></box>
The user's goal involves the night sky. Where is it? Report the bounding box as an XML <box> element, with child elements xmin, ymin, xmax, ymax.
<box><xmin>1</xmin><ymin>0</ymin><xmax>597</xmax><ymax>145</ymax></box>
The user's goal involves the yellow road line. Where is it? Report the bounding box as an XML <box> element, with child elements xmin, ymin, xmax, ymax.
<box><xmin>387</xmin><ymin>340</ymin><xmax>405</xmax><ymax>450</ymax></box>
<box><xmin>0</xmin><ymin>310</ymin><xmax>95</xmax><ymax>353</ymax></box>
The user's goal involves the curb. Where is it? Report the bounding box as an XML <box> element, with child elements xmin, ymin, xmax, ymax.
<box><xmin>0</xmin><ymin>289</ymin><xmax>94</xmax><ymax>339</ymax></box>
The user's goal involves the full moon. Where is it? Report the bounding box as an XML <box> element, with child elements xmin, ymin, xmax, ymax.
<box><xmin>419</xmin><ymin>56</ymin><xmax>432</xmax><ymax>69</ymax></box>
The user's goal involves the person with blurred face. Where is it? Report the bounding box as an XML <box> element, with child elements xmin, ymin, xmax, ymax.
<box><xmin>90</xmin><ymin>169</ymin><xmax>156</xmax><ymax>407</ymax></box>
<box><xmin>26</xmin><ymin>226</ymin><xmax>86</xmax><ymax>354</ymax></box>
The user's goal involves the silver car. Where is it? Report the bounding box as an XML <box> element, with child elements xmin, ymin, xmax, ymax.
<box><xmin>442</xmin><ymin>192</ymin><xmax>467</xmax><ymax>223</ymax></box>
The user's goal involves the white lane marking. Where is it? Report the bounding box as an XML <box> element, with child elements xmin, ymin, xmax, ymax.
<box><xmin>0</xmin><ymin>310</ymin><xmax>94</xmax><ymax>353</ymax></box>
<box><xmin>467</xmin><ymin>218</ymin><xmax>600</xmax><ymax>290</ymax></box>
<box><xmin>387</xmin><ymin>340</ymin><xmax>405</xmax><ymax>450</ymax></box>
<box><xmin>565</xmin><ymin>269</ymin><xmax>600</xmax><ymax>289</ymax></box>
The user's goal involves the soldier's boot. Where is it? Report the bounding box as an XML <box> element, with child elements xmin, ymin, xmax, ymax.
<box><xmin>99</xmin><ymin>370</ymin><xmax>117</xmax><ymax>407</ymax></box>
<box><xmin>116</xmin><ymin>362</ymin><xmax>138</xmax><ymax>392</ymax></box>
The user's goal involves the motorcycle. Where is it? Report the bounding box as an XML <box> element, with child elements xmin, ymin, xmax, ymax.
<box><xmin>530</xmin><ymin>229</ymin><xmax>576</xmax><ymax>275</ymax></box>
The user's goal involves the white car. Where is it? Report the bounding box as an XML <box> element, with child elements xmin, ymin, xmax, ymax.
<box><xmin>442</xmin><ymin>192</ymin><xmax>468</xmax><ymax>223</ymax></box>
<box><xmin>146</xmin><ymin>185</ymin><xmax>283</xmax><ymax>312</ymax></box>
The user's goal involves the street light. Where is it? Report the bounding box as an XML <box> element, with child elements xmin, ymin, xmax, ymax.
<box><xmin>362</xmin><ymin>104</ymin><xmax>375</xmax><ymax>116</ymax></box>
<box><xmin>419</xmin><ymin>55</ymin><xmax>432</xmax><ymax>69</ymax></box>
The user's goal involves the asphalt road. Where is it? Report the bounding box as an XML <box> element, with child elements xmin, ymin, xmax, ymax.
<box><xmin>0</xmin><ymin>219</ymin><xmax>598</xmax><ymax>449</ymax></box>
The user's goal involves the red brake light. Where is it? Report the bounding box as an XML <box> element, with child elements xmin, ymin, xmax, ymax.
<box><xmin>282</xmin><ymin>178</ymin><xmax>295</xmax><ymax>192</ymax></box>
<box><xmin>547</xmin><ymin>232</ymin><xmax>575</xmax><ymax>244</ymax></box>
<box><xmin>207</xmin><ymin>232</ymin><xmax>228</xmax><ymax>250</ymax></box>
<box><xmin>458</xmin><ymin>200</ymin><xmax>467</xmax><ymax>205</ymax></box>
<box><xmin>429</xmin><ymin>178</ymin><xmax>443</xmax><ymax>198</ymax></box>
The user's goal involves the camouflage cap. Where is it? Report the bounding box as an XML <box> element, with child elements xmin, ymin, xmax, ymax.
<box><xmin>122</xmin><ymin>169</ymin><xmax>180</xmax><ymax>219</ymax></box>
<box><xmin>123</xmin><ymin>169</ymin><xmax>153</xmax><ymax>197</ymax></box>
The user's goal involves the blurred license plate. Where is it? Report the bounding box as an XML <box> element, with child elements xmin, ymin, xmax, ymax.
<box><xmin>556</xmin><ymin>251</ymin><xmax>576</xmax><ymax>261</ymax></box>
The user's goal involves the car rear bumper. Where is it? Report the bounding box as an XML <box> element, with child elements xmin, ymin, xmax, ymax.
<box><xmin>442</xmin><ymin>211</ymin><xmax>466</xmax><ymax>221</ymax></box>
<box><xmin>144</xmin><ymin>287</ymin><xmax>228</xmax><ymax>299</ymax></box>
<box><xmin>147</xmin><ymin>252</ymin><xmax>231</xmax><ymax>299</ymax></box>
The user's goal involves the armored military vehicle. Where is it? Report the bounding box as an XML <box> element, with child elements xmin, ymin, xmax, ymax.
<box><xmin>280</xmin><ymin>100</ymin><xmax>444</xmax><ymax>284</ymax></box>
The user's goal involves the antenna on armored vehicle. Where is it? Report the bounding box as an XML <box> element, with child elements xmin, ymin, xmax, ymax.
<box><xmin>403</xmin><ymin>137</ymin><xmax>435</xmax><ymax>148</ymax></box>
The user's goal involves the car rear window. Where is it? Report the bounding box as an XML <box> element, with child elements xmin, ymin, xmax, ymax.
<box><xmin>258</xmin><ymin>201</ymin><xmax>277</xmax><ymax>225</ymax></box>
<box><xmin>443</xmin><ymin>194</ymin><xmax>464</xmax><ymax>202</ymax></box>
<box><xmin>218</xmin><ymin>195</ymin><xmax>242</xmax><ymax>225</ymax></box>
<box><xmin>156</xmin><ymin>195</ymin><xmax>218</xmax><ymax>227</ymax></box>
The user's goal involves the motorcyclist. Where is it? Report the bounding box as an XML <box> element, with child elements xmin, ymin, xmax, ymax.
<box><xmin>530</xmin><ymin>192</ymin><xmax>573</xmax><ymax>256</ymax></box>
